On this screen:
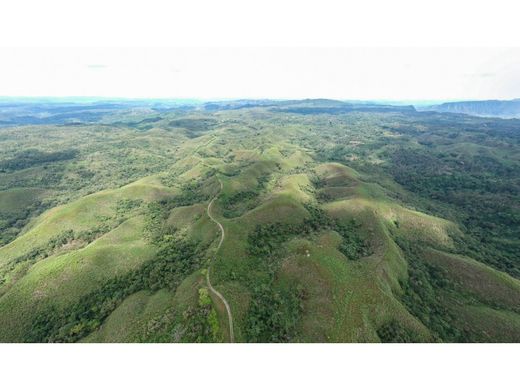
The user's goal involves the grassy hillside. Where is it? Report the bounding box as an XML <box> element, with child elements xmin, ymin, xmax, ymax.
<box><xmin>0</xmin><ymin>100</ymin><xmax>518</xmax><ymax>342</ymax></box>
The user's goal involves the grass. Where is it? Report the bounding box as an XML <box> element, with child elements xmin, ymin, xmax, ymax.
<box><xmin>0</xmin><ymin>175</ymin><xmax>175</xmax><ymax>265</ymax></box>
<box><xmin>0</xmin><ymin>188</ymin><xmax>46</xmax><ymax>212</ymax></box>
<box><xmin>279</xmin><ymin>227</ymin><xmax>431</xmax><ymax>342</ymax></box>
<box><xmin>0</xmin><ymin>215</ymin><xmax>156</xmax><ymax>341</ymax></box>
<box><xmin>82</xmin><ymin>289</ymin><xmax>176</xmax><ymax>342</ymax></box>
<box><xmin>453</xmin><ymin>305</ymin><xmax>520</xmax><ymax>342</ymax></box>
<box><xmin>273</xmin><ymin>174</ymin><xmax>313</xmax><ymax>203</ymax></box>
<box><xmin>423</xmin><ymin>248</ymin><xmax>520</xmax><ymax>311</ymax></box>
<box><xmin>167</xmin><ymin>203</ymin><xmax>215</xmax><ymax>243</ymax></box>
<box><xmin>326</xmin><ymin>197</ymin><xmax>457</xmax><ymax>249</ymax></box>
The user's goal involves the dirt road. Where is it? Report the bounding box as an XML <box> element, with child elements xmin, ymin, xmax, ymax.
<box><xmin>206</xmin><ymin>180</ymin><xmax>235</xmax><ymax>342</ymax></box>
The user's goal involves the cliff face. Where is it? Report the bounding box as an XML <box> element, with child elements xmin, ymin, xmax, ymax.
<box><xmin>425</xmin><ymin>99</ymin><xmax>520</xmax><ymax>118</ymax></box>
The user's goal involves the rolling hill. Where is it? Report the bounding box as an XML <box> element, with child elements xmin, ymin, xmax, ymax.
<box><xmin>0</xmin><ymin>99</ymin><xmax>519</xmax><ymax>342</ymax></box>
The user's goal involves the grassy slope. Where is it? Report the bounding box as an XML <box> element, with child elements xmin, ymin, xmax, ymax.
<box><xmin>0</xmin><ymin>176</ymin><xmax>175</xmax><ymax>264</ymax></box>
<box><xmin>422</xmin><ymin>248</ymin><xmax>520</xmax><ymax>341</ymax></box>
<box><xmin>0</xmin><ymin>215</ymin><xmax>156</xmax><ymax>341</ymax></box>
<box><xmin>0</xmin><ymin>176</ymin><xmax>179</xmax><ymax>341</ymax></box>
<box><xmin>312</xmin><ymin>163</ymin><xmax>433</xmax><ymax>341</ymax></box>
<box><xmin>0</xmin><ymin>188</ymin><xmax>46</xmax><ymax>212</ymax></box>
<box><xmin>82</xmin><ymin>289</ymin><xmax>176</xmax><ymax>342</ymax></box>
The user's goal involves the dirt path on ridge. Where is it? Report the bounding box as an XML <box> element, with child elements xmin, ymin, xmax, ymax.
<box><xmin>206</xmin><ymin>179</ymin><xmax>234</xmax><ymax>343</ymax></box>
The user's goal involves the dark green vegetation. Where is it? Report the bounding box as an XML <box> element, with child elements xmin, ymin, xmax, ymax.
<box><xmin>26</xmin><ymin>230</ymin><xmax>204</xmax><ymax>342</ymax></box>
<box><xmin>0</xmin><ymin>148</ymin><xmax>78</xmax><ymax>172</ymax></box>
<box><xmin>0</xmin><ymin>99</ymin><xmax>519</xmax><ymax>342</ymax></box>
<box><xmin>387</xmin><ymin>143</ymin><xmax>519</xmax><ymax>277</ymax></box>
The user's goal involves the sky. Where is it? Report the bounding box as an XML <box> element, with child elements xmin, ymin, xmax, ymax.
<box><xmin>1</xmin><ymin>47</ymin><xmax>520</xmax><ymax>101</ymax></box>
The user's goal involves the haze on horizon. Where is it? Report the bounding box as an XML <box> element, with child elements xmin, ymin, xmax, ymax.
<box><xmin>1</xmin><ymin>47</ymin><xmax>520</xmax><ymax>102</ymax></box>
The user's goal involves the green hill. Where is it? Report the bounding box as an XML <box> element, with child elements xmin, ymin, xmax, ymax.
<box><xmin>0</xmin><ymin>100</ymin><xmax>518</xmax><ymax>342</ymax></box>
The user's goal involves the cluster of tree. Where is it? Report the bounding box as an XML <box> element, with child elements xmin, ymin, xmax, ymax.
<box><xmin>335</xmin><ymin>220</ymin><xmax>371</xmax><ymax>260</ymax></box>
<box><xmin>387</xmin><ymin>147</ymin><xmax>520</xmax><ymax>277</ymax></box>
<box><xmin>377</xmin><ymin>319</ymin><xmax>421</xmax><ymax>343</ymax></box>
<box><xmin>115</xmin><ymin>198</ymin><xmax>143</xmax><ymax>215</ymax></box>
<box><xmin>395</xmin><ymin>237</ymin><xmax>473</xmax><ymax>342</ymax></box>
<box><xmin>0</xmin><ymin>229</ymin><xmax>68</xmax><ymax>286</ymax></box>
<box><xmin>243</xmin><ymin>204</ymin><xmax>371</xmax><ymax>341</ymax></box>
<box><xmin>0</xmin><ymin>121</ymin><xmax>187</xmax><ymax>246</ymax></box>
<box><xmin>25</xmin><ymin>234</ymin><xmax>204</xmax><ymax>342</ymax></box>
<box><xmin>1</xmin><ymin>225</ymin><xmax>112</xmax><ymax>289</ymax></box>
<box><xmin>145</xmin><ymin>181</ymin><xmax>213</xmax><ymax>241</ymax></box>
<box><xmin>0</xmin><ymin>148</ymin><xmax>78</xmax><ymax>172</ymax></box>
<box><xmin>245</xmin><ymin>282</ymin><xmax>304</xmax><ymax>342</ymax></box>
<box><xmin>0</xmin><ymin>165</ymin><xmax>64</xmax><ymax>192</ymax></box>
<box><xmin>247</xmin><ymin>204</ymin><xmax>370</xmax><ymax>261</ymax></box>
<box><xmin>168</xmin><ymin>180</ymin><xmax>213</xmax><ymax>206</ymax></box>
<box><xmin>220</xmin><ymin>190</ymin><xmax>259</xmax><ymax>218</ymax></box>
<box><xmin>24</xmin><ymin>181</ymin><xmax>216</xmax><ymax>342</ymax></box>
<box><xmin>247</xmin><ymin>205</ymin><xmax>326</xmax><ymax>259</ymax></box>
<box><xmin>168</xmin><ymin>118</ymin><xmax>218</xmax><ymax>138</ymax></box>
<box><xmin>136</xmin><ymin>288</ymin><xmax>221</xmax><ymax>343</ymax></box>
<box><xmin>0</xmin><ymin>201</ymin><xmax>47</xmax><ymax>246</ymax></box>
<box><xmin>309</xmin><ymin>111</ymin><xmax>519</xmax><ymax>278</ymax></box>
<box><xmin>114</xmin><ymin>116</ymin><xmax>162</xmax><ymax>132</ymax></box>
<box><xmin>219</xmin><ymin>173</ymin><xmax>270</xmax><ymax>218</ymax></box>
<box><xmin>74</xmin><ymin>225</ymin><xmax>112</xmax><ymax>244</ymax></box>
<box><xmin>177</xmin><ymin>288</ymin><xmax>221</xmax><ymax>343</ymax></box>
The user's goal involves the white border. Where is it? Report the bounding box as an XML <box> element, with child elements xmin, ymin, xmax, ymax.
<box><xmin>0</xmin><ymin>344</ymin><xmax>518</xmax><ymax>390</ymax></box>
<box><xmin>0</xmin><ymin>0</ymin><xmax>519</xmax><ymax>47</ymax></box>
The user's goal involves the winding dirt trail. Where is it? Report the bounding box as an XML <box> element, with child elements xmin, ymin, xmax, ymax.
<box><xmin>206</xmin><ymin>180</ymin><xmax>235</xmax><ymax>343</ymax></box>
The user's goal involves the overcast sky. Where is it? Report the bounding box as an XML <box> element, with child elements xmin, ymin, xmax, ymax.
<box><xmin>1</xmin><ymin>47</ymin><xmax>519</xmax><ymax>101</ymax></box>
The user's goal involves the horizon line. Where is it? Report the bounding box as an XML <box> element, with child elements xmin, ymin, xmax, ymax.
<box><xmin>1</xmin><ymin>96</ymin><xmax>519</xmax><ymax>104</ymax></box>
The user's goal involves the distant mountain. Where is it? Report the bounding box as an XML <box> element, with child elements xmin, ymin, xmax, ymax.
<box><xmin>0</xmin><ymin>98</ymin><xmax>200</xmax><ymax>127</ymax></box>
<box><xmin>203</xmin><ymin>99</ymin><xmax>416</xmax><ymax>114</ymax></box>
<box><xmin>423</xmin><ymin>99</ymin><xmax>520</xmax><ymax>118</ymax></box>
